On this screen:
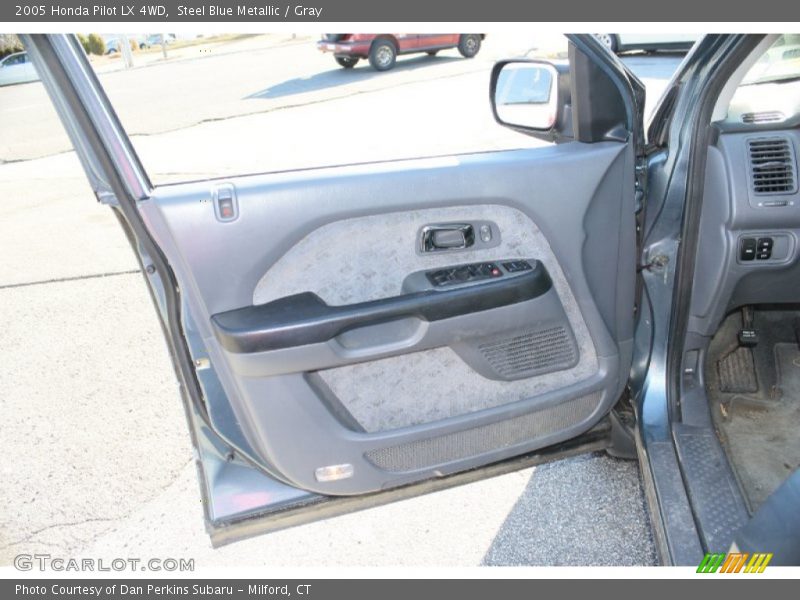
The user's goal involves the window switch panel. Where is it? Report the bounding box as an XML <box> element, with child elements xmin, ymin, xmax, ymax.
<box><xmin>426</xmin><ymin>260</ymin><xmax>534</xmax><ymax>287</ymax></box>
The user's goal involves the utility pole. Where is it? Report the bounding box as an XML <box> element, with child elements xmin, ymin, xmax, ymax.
<box><xmin>119</xmin><ymin>34</ymin><xmax>134</xmax><ymax>68</ymax></box>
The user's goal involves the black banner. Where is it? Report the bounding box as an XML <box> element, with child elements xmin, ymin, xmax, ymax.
<box><xmin>2</xmin><ymin>0</ymin><xmax>800</xmax><ymax>22</ymax></box>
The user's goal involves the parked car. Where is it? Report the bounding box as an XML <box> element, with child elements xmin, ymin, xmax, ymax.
<box><xmin>594</xmin><ymin>33</ymin><xmax>699</xmax><ymax>53</ymax></box>
<box><xmin>0</xmin><ymin>51</ymin><xmax>38</xmax><ymax>86</ymax></box>
<box><xmin>23</xmin><ymin>33</ymin><xmax>800</xmax><ymax>565</ymax></box>
<box><xmin>145</xmin><ymin>33</ymin><xmax>176</xmax><ymax>47</ymax></box>
<box><xmin>104</xmin><ymin>34</ymin><xmax>149</xmax><ymax>54</ymax></box>
<box><xmin>318</xmin><ymin>34</ymin><xmax>484</xmax><ymax>71</ymax></box>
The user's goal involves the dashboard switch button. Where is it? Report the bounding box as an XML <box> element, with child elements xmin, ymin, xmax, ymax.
<box><xmin>739</xmin><ymin>238</ymin><xmax>757</xmax><ymax>261</ymax></box>
<box><xmin>756</xmin><ymin>237</ymin><xmax>773</xmax><ymax>260</ymax></box>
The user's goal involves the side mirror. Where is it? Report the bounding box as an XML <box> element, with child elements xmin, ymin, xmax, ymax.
<box><xmin>490</xmin><ymin>60</ymin><xmax>571</xmax><ymax>141</ymax></box>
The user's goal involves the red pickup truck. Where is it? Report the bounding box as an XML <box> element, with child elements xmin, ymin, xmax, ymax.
<box><xmin>317</xmin><ymin>34</ymin><xmax>484</xmax><ymax>71</ymax></box>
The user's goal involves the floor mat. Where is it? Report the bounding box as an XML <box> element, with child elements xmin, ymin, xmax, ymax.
<box><xmin>713</xmin><ymin>342</ymin><xmax>800</xmax><ymax>510</ymax></box>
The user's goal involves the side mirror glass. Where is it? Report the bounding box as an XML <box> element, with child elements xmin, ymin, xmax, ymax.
<box><xmin>491</xmin><ymin>61</ymin><xmax>560</xmax><ymax>131</ymax></box>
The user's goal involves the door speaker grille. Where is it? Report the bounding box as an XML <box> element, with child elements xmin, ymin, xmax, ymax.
<box><xmin>478</xmin><ymin>326</ymin><xmax>576</xmax><ymax>378</ymax></box>
<box><xmin>365</xmin><ymin>392</ymin><xmax>602</xmax><ymax>472</ymax></box>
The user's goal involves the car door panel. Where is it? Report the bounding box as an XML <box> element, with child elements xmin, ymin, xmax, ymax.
<box><xmin>24</xmin><ymin>33</ymin><xmax>642</xmax><ymax>538</ymax></box>
<box><xmin>138</xmin><ymin>140</ymin><xmax>634</xmax><ymax>496</ymax></box>
<box><xmin>394</xmin><ymin>34</ymin><xmax>417</xmax><ymax>52</ymax></box>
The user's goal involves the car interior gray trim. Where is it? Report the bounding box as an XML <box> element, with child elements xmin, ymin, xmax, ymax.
<box><xmin>220</xmin><ymin>287</ymin><xmax>574</xmax><ymax>379</ymax></box>
<box><xmin>364</xmin><ymin>391</ymin><xmax>603</xmax><ymax>472</ymax></box>
<box><xmin>139</xmin><ymin>140</ymin><xmax>634</xmax><ymax>494</ymax></box>
<box><xmin>245</xmin><ymin>202</ymin><xmax>605</xmax><ymax>430</ymax></box>
<box><xmin>210</xmin><ymin>260</ymin><xmax>552</xmax><ymax>353</ymax></box>
<box><xmin>653</xmin><ymin>35</ymin><xmax>773</xmax><ymax>562</ymax></box>
<box><xmin>208</xmin><ymin>421</ymin><xmax>612</xmax><ymax>547</ymax></box>
<box><xmin>233</xmin><ymin>366</ymin><xmax>615</xmax><ymax>494</ymax></box>
<box><xmin>689</xmin><ymin>131</ymin><xmax>800</xmax><ymax>337</ymax></box>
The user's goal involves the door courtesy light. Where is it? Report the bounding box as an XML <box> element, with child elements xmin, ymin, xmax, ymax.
<box><xmin>314</xmin><ymin>464</ymin><xmax>354</xmax><ymax>482</ymax></box>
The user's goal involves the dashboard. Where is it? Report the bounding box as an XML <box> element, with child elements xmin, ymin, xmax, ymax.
<box><xmin>688</xmin><ymin>120</ymin><xmax>799</xmax><ymax>337</ymax></box>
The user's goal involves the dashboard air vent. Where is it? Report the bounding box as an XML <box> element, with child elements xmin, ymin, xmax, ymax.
<box><xmin>748</xmin><ymin>137</ymin><xmax>797</xmax><ymax>195</ymax></box>
<box><xmin>742</xmin><ymin>111</ymin><xmax>785</xmax><ymax>124</ymax></box>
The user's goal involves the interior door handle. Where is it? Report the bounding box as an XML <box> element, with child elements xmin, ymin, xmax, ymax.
<box><xmin>421</xmin><ymin>224</ymin><xmax>475</xmax><ymax>252</ymax></box>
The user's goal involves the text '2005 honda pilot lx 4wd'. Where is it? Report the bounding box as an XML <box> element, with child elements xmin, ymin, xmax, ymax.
<box><xmin>22</xmin><ymin>33</ymin><xmax>800</xmax><ymax>565</ymax></box>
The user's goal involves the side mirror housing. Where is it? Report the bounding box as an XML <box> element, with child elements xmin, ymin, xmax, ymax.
<box><xmin>490</xmin><ymin>60</ymin><xmax>572</xmax><ymax>142</ymax></box>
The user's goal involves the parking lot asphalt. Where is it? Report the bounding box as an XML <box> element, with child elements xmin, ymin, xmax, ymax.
<box><xmin>0</xmin><ymin>34</ymin><xmax>681</xmax><ymax>567</ymax></box>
